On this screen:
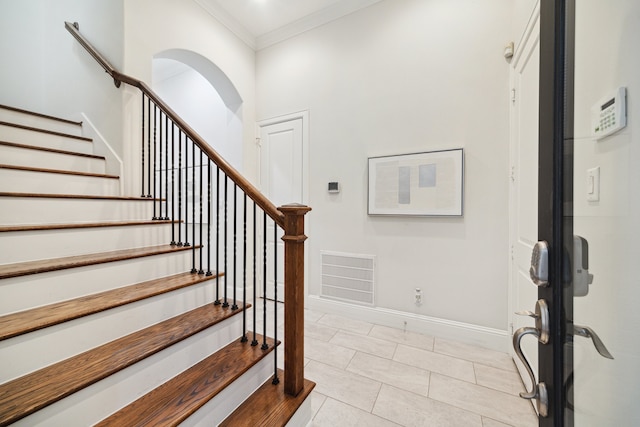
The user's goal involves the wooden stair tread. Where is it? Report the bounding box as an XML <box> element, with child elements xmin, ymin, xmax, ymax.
<box><xmin>0</xmin><ymin>219</ymin><xmax>175</xmax><ymax>233</ymax></box>
<box><xmin>96</xmin><ymin>334</ymin><xmax>276</xmax><ymax>427</ymax></box>
<box><xmin>0</xmin><ymin>191</ymin><xmax>158</xmax><ymax>201</ymax></box>
<box><xmin>0</xmin><ymin>120</ymin><xmax>91</xmax><ymax>141</ymax></box>
<box><xmin>0</xmin><ymin>104</ymin><xmax>83</xmax><ymax>126</ymax></box>
<box><xmin>0</xmin><ymin>244</ymin><xmax>197</xmax><ymax>280</ymax></box>
<box><xmin>0</xmin><ymin>302</ymin><xmax>248</xmax><ymax>426</ymax></box>
<box><xmin>0</xmin><ymin>140</ymin><xmax>105</xmax><ymax>160</ymax></box>
<box><xmin>0</xmin><ymin>163</ymin><xmax>119</xmax><ymax>179</ymax></box>
<box><xmin>220</xmin><ymin>369</ymin><xmax>316</xmax><ymax>427</ymax></box>
<box><xmin>0</xmin><ymin>271</ymin><xmax>223</xmax><ymax>341</ymax></box>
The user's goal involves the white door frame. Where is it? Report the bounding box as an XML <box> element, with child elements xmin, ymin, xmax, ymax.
<box><xmin>508</xmin><ymin>3</ymin><xmax>540</xmax><ymax>395</ymax></box>
<box><xmin>256</xmin><ymin>110</ymin><xmax>310</xmax><ymax>206</ymax></box>
<box><xmin>256</xmin><ymin>110</ymin><xmax>310</xmax><ymax>304</ymax></box>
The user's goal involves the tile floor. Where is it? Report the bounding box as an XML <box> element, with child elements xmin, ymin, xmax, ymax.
<box><xmin>249</xmin><ymin>301</ymin><xmax>538</xmax><ymax>427</ymax></box>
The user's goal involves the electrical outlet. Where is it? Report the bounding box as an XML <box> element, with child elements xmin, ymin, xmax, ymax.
<box><xmin>414</xmin><ymin>288</ymin><xmax>422</xmax><ymax>305</ymax></box>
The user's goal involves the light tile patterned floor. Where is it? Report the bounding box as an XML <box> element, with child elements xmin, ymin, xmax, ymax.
<box><xmin>250</xmin><ymin>302</ymin><xmax>538</xmax><ymax>427</ymax></box>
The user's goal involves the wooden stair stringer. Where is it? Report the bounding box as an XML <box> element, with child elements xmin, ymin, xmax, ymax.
<box><xmin>0</xmin><ymin>302</ymin><xmax>247</xmax><ymax>427</ymax></box>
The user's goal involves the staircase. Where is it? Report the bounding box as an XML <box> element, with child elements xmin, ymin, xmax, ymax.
<box><xmin>0</xmin><ymin>105</ymin><xmax>314</xmax><ymax>426</ymax></box>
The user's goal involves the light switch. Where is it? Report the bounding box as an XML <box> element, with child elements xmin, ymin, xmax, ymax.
<box><xmin>587</xmin><ymin>167</ymin><xmax>600</xmax><ymax>202</ymax></box>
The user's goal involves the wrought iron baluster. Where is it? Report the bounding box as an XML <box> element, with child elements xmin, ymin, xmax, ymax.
<box><xmin>190</xmin><ymin>139</ymin><xmax>196</xmax><ymax>273</ymax></box>
<box><xmin>141</xmin><ymin>93</ymin><xmax>145</xmax><ymax>197</ymax></box>
<box><xmin>241</xmin><ymin>193</ymin><xmax>247</xmax><ymax>342</ymax></box>
<box><xmin>177</xmin><ymin>131</ymin><xmax>183</xmax><ymax>246</ymax></box>
<box><xmin>206</xmin><ymin>160</ymin><xmax>212</xmax><ymax>276</ymax></box>
<box><xmin>252</xmin><ymin>202</ymin><xmax>258</xmax><ymax>346</ymax></box>
<box><xmin>262</xmin><ymin>211</ymin><xmax>268</xmax><ymax>350</ymax></box>
<box><xmin>163</xmin><ymin>113</ymin><xmax>169</xmax><ymax>220</ymax></box>
<box><xmin>170</xmin><ymin>122</ymin><xmax>176</xmax><ymax>245</ymax></box>
<box><xmin>183</xmin><ymin>136</ymin><xmax>191</xmax><ymax>249</ymax></box>
<box><xmin>232</xmin><ymin>184</ymin><xmax>238</xmax><ymax>310</ymax></box>
<box><xmin>214</xmin><ymin>167</ymin><xmax>221</xmax><ymax>305</ymax></box>
<box><xmin>198</xmin><ymin>149</ymin><xmax>204</xmax><ymax>275</ymax></box>
<box><xmin>223</xmin><ymin>174</ymin><xmax>229</xmax><ymax>307</ymax></box>
<box><xmin>272</xmin><ymin>220</ymin><xmax>280</xmax><ymax>385</ymax></box>
<box><xmin>158</xmin><ymin>109</ymin><xmax>163</xmax><ymax>220</ymax></box>
<box><xmin>146</xmin><ymin>97</ymin><xmax>152</xmax><ymax>198</ymax></box>
<box><xmin>152</xmin><ymin>104</ymin><xmax>157</xmax><ymax>219</ymax></box>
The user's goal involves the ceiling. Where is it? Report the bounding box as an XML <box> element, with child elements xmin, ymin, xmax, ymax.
<box><xmin>194</xmin><ymin>0</ymin><xmax>384</xmax><ymax>50</ymax></box>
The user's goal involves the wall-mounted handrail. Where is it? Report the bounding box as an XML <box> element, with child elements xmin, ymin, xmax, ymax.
<box><xmin>65</xmin><ymin>21</ymin><xmax>285</xmax><ymax>228</ymax></box>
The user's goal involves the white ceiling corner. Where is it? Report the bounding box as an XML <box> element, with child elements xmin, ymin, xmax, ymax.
<box><xmin>193</xmin><ymin>0</ymin><xmax>384</xmax><ymax>51</ymax></box>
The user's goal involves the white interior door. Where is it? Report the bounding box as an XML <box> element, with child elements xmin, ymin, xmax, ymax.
<box><xmin>509</xmin><ymin>5</ymin><xmax>541</xmax><ymax>395</ymax></box>
<box><xmin>259</xmin><ymin>118</ymin><xmax>304</xmax><ymax>302</ymax></box>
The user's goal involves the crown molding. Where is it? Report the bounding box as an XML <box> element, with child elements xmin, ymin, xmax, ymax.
<box><xmin>193</xmin><ymin>0</ymin><xmax>257</xmax><ymax>50</ymax></box>
<box><xmin>194</xmin><ymin>0</ymin><xmax>383</xmax><ymax>51</ymax></box>
<box><xmin>256</xmin><ymin>0</ymin><xmax>383</xmax><ymax>50</ymax></box>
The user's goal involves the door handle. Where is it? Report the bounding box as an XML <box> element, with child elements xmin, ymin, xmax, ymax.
<box><xmin>573</xmin><ymin>324</ymin><xmax>614</xmax><ymax>359</ymax></box>
<box><xmin>512</xmin><ymin>299</ymin><xmax>550</xmax><ymax>417</ymax></box>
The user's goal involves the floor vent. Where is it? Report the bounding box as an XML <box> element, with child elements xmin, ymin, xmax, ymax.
<box><xmin>320</xmin><ymin>251</ymin><xmax>375</xmax><ymax>306</ymax></box>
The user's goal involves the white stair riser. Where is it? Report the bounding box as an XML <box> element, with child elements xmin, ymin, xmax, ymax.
<box><xmin>186</xmin><ymin>358</ymin><xmax>274</xmax><ymax>426</ymax></box>
<box><xmin>0</xmin><ymin>280</ymin><xmax>218</xmax><ymax>383</ymax></box>
<box><xmin>0</xmin><ymin>250</ymin><xmax>203</xmax><ymax>313</ymax></box>
<box><xmin>0</xmin><ymin>224</ymin><xmax>173</xmax><ymax>264</ymax></box>
<box><xmin>0</xmin><ymin>109</ymin><xmax>82</xmax><ymax>136</ymax></box>
<box><xmin>0</xmin><ymin>124</ymin><xmax>93</xmax><ymax>154</ymax></box>
<box><xmin>0</xmin><ymin>197</ymin><xmax>155</xmax><ymax>224</ymax></box>
<box><xmin>9</xmin><ymin>315</ymin><xmax>247</xmax><ymax>427</ymax></box>
<box><xmin>0</xmin><ymin>168</ymin><xmax>120</xmax><ymax>196</ymax></box>
<box><xmin>0</xmin><ymin>144</ymin><xmax>106</xmax><ymax>174</ymax></box>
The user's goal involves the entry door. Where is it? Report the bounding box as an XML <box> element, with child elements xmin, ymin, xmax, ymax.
<box><xmin>568</xmin><ymin>0</ymin><xmax>640</xmax><ymax>425</ymax></box>
<box><xmin>515</xmin><ymin>1</ymin><xmax>640</xmax><ymax>425</ymax></box>
<box><xmin>259</xmin><ymin>118</ymin><xmax>304</xmax><ymax>301</ymax></box>
<box><xmin>539</xmin><ymin>0</ymin><xmax>640</xmax><ymax>424</ymax></box>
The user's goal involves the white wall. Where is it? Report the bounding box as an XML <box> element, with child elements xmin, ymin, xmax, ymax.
<box><xmin>0</xmin><ymin>0</ymin><xmax>124</xmax><ymax>154</ymax></box>
<box><xmin>122</xmin><ymin>0</ymin><xmax>257</xmax><ymax>188</ymax></box>
<box><xmin>572</xmin><ymin>0</ymin><xmax>640</xmax><ymax>424</ymax></box>
<box><xmin>257</xmin><ymin>0</ymin><xmax>513</xmax><ymax>333</ymax></box>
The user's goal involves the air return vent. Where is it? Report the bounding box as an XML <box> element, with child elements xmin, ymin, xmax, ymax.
<box><xmin>321</xmin><ymin>251</ymin><xmax>375</xmax><ymax>306</ymax></box>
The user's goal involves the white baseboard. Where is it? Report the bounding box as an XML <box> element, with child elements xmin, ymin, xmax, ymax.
<box><xmin>306</xmin><ymin>295</ymin><xmax>510</xmax><ymax>353</ymax></box>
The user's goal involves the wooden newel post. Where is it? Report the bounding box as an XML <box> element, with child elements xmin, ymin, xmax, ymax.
<box><xmin>278</xmin><ymin>203</ymin><xmax>311</xmax><ymax>397</ymax></box>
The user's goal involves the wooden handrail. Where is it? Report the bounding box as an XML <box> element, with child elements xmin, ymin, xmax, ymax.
<box><xmin>64</xmin><ymin>21</ymin><xmax>285</xmax><ymax>228</ymax></box>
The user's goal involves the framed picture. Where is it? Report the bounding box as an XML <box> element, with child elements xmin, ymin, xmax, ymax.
<box><xmin>368</xmin><ymin>148</ymin><xmax>464</xmax><ymax>216</ymax></box>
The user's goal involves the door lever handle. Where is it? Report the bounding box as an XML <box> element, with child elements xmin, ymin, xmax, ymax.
<box><xmin>573</xmin><ymin>324</ymin><xmax>614</xmax><ymax>359</ymax></box>
<box><xmin>515</xmin><ymin>310</ymin><xmax>537</xmax><ymax>318</ymax></box>
<box><xmin>511</xmin><ymin>299</ymin><xmax>550</xmax><ymax>417</ymax></box>
<box><xmin>512</xmin><ymin>326</ymin><xmax>549</xmax><ymax>417</ymax></box>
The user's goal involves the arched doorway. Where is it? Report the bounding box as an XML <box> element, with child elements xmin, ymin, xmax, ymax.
<box><xmin>151</xmin><ymin>49</ymin><xmax>243</xmax><ymax>171</ymax></box>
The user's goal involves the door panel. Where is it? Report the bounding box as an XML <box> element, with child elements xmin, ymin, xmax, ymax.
<box><xmin>259</xmin><ymin>118</ymin><xmax>303</xmax><ymax>301</ymax></box>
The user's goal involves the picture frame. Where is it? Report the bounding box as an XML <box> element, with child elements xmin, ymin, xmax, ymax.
<box><xmin>367</xmin><ymin>148</ymin><xmax>464</xmax><ymax>216</ymax></box>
